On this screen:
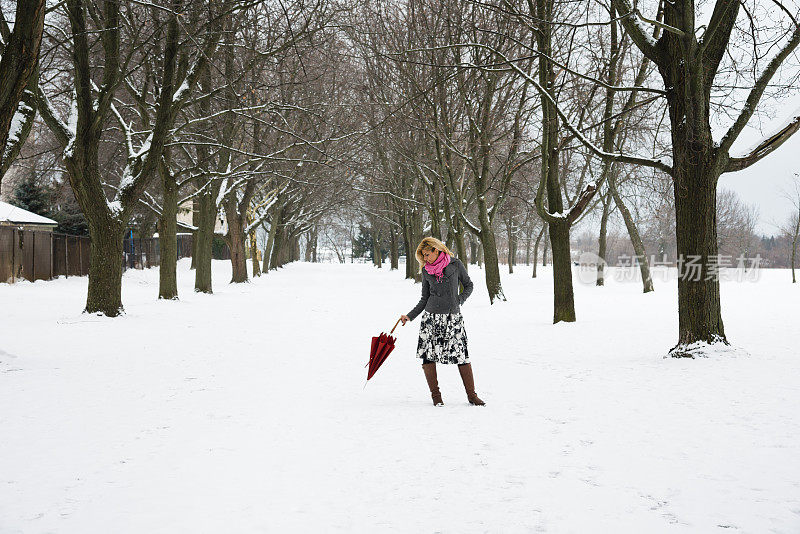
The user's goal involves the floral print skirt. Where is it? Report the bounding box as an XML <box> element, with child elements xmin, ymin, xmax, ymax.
<box><xmin>416</xmin><ymin>311</ymin><xmax>470</xmax><ymax>365</ymax></box>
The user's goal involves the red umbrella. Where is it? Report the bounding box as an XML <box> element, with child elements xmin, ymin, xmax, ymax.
<box><xmin>366</xmin><ymin>318</ymin><xmax>402</xmax><ymax>381</ymax></box>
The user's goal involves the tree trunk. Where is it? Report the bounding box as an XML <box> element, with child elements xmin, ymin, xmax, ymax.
<box><xmin>249</xmin><ymin>225</ymin><xmax>261</xmax><ymax>277</ymax></box>
<box><xmin>292</xmin><ymin>234</ymin><xmax>300</xmax><ymax>262</ymax></box>
<box><xmin>158</xmin><ymin>165</ymin><xmax>178</xmax><ymax>300</ymax></box>
<box><xmin>372</xmin><ymin>229</ymin><xmax>382</xmax><ymax>268</ymax></box>
<box><xmin>85</xmin><ymin>218</ymin><xmax>124</xmax><ymax>315</ymax></box>
<box><xmin>525</xmin><ymin>224</ymin><xmax>532</xmax><ymax>265</ymax></box>
<box><xmin>429</xmin><ymin>188</ymin><xmax>442</xmax><ymax>241</ymax></box>
<box><xmin>276</xmin><ymin>229</ymin><xmax>294</xmax><ymax>266</ymax></box>
<box><xmin>792</xmin><ymin>232</ymin><xmax>797</xmax><ymax>283</ymax></box>
<box><xmin>481</xmin><ymin>229</ymin><xmax>504</xmax><ymax>302</ymax></box>
<box><xmin>412</xmin><ymin>210</ymin><xmax>423</xmax><ymax>281</ymax></box>
<box><xmin>61</xmin><ymin>126</ymin><xmax>128</xmax><ymax>316</ymax></box>
<box><xmin>63</xmin><ymin>150</ymin><xmax>126</xmax><ymax>315</ymax></box>
<box><xmin>270</xmin><ymin>224</ymin><xmax>285</xmax><ymax>270</ymax></box>
<box><xmin>264</xmin><ymin>204</ymin><xmax>281</xmax><ymax>273</ymax></box>
<box><xmin>672</xmin><ymin>155</ymin><xmax>720</xmax><ymax>354</ymax></box>
<box><xmin>507</xmin><ymin>222</ymin><xmax>514</xmax><ymax>274</ymax></box>
<box><xmin>452</xmin><ymin>217</ymin><xmax>468</xmax><ymax>271</ymax></box>
<box><xmin>138</xmin><ymin>209</ymin><xmax>157</xmax><ymax>240</ymax></box>
<box><xmin>190</xmin><ymin>197</ymin><xmax>199</xmax><ymax>269</ymax></box>
<box><xmin>543</xmin><ymin>148</ymin><xmax>575</xmax><ymax>320</ymax></box>
<box><xmin>304</xmin><ymin>230</ymin><xmax>313</xmax><ymax>262</ymax></box>
<box><xmin>549</xmin><ymin>220</ymin><xmax>575</xmax><ymax>322</ymax></box>
<box><xmin>671</xmin><ymin>167</ymin><xmax>726</xmax><ymax>355</ymax></box>
<box><xmin>791</xmin><ymin>240</ymin><xmax>796</xmax><ymax>283</ymax></box>
<box><xmin>610</xmin><ymin>174</ymin><xmax>654</xmax><ymax>293</ymax></box>
<box><xmin>596</xmin><ymin>196</ymin><xmax>611</xmax><ymax>286</ymax></box>
<box><xmin>402</xmin><ymin>221</ymin><xmax>414</xmax><ymax>279</ymax></box>
<box><xmin>403</xmin><ymin>208</ymin><xmax>423</xmax><ymax>281</ymax></box>
<box><xmin>389</xmin><ymin>229</ymin><xmax>398</xmax><ymax>270</ymax></box>
<box><xmin>225</xmin><ymin>204</ymin><xmax>248</xmax><ymax>283</ymax></box>
<box><xmin>478</xmin><ymin>205</ymin><xmax>505</xmax><ymax>303</ymax></box>
<box><xmin>512</xmin><ymin>234</ymin><xmax>518</xmax><ymax>266</ymax></box>
<box><xmin>194</xmin><ymin>190</ymin><xmax>216</xmax><ymax>293</ymax></box>
<box><xmin>430</xmin><ymin>214</ymin><xmax>441</xmax><ymax>241</ymax></box>
<box><xmin>532</xmin><ymin>226</ymin><xmax>544</xmax><ymax>278</ymax></box>
<box><xmin>311</xmin><ymin>225</ymin><xmax>318</xmax><ymax>262</ymax></box>
<box><xmin>542</xmin><ymin>226</ymin><xmax>549</xmax><ymax>266</ymax></box>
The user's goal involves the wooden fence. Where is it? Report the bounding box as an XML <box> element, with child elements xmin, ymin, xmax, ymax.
<box><xmin>122</xmin><ymin>234</ymin><xmax>194</xmax><ymax>270</ymax></box>
<box><xmin>0</xmin><ymin>228</ymin><xmax>208</xmax><ymax>283</ymax></box>
<box><xmin>0</xmin><ymin>227</ymin><xmax>91</xmax><ymax>283</ymax></box>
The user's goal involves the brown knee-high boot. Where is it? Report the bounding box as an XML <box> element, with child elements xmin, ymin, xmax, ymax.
<box><xmin>458</xmin><ymin>363</ymin><xmax>485</xmax><ymax>405</ymax></box>
<box><xmin>422</xmin><ymin>363</ymin><xmax>444</xmax><ymax>406</ymax></box>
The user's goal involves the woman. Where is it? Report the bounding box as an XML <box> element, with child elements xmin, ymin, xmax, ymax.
<box><xmin>400</xmin><ymin>237</ymin><xmax>485</xmax><ymax>406</ymax></box>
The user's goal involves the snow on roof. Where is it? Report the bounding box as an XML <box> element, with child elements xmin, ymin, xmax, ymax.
<box><xmin>0</xmin><ymin>201</ymin><xmax>58</xmax><ymax>226</ymax></box>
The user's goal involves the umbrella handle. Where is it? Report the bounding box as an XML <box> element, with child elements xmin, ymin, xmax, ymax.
<box><xmin>389</xmin><ymin>317</ymin><xmax>402</xmax><ymax>334</ymax></box>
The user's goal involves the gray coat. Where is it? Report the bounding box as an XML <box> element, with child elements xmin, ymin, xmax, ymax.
<box><xmin>407</xmin><ymin>257</ymin><xmax>473</xmax><ymax>321</ymax></box>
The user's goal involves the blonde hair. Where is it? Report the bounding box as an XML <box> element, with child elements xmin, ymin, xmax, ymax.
<box><xmin>414</xmin><ymin>237</ymin><xmax>454</xmax><ymax>272</ymax></box>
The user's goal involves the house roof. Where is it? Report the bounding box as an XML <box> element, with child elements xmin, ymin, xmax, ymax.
<box><xmin>0</xmin><ymin>201</ymin><xmax>58</xmax><ymax>226</ymax></box>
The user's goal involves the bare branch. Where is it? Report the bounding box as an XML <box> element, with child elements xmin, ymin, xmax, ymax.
<box><xmin>612</xmin><ymin>0</ymin><xmax>665</xmax><ymax>65</ymax></box>
<box><xmin>725</xmin><ymin>113</ymin><xmax>800</xmax><ymax>173</ymax></box>
<box><xmin>717</xmin><ymin>17</ymin><xmax>800</xmax><ymax>167</ymax></box>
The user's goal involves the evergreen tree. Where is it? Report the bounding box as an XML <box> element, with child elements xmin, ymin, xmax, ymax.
<box><xmin>12</xmin><ymin>170</ymin><xmax>89</xmax><ymax>235</ymax></box>
<box><xmin>352</xmin><ymin>224</ymin><xmax>372</xmax><ymax>259</ymax></box>
<box><xmin>48</xmin><ymin>176</ymin><xmax>89</xmax><ymax>236</ymax></box>
<box><xmin>11</xmin><ymin>170</ymin><xmax>50</xmax><ymax>216</ymax></box>
<box><xmin>352</xmin><ymin>224</ymin><xmax>391</xmax><ymax>261</ymax></box>
<box><xmin>49</xmin><ymin>199</ymin><xmax>89</xmax><ymax>236</ymax></box>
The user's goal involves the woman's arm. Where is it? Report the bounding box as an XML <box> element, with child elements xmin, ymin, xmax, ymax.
<box><xmin>406</xmin><ymin>277</ymin><xmax>430</xmax><ymax>322</ymax></box>
<box><xmin>457</xmin><ymin>260</ymin><xmax>473</xmax><ymax>305</ymax></box>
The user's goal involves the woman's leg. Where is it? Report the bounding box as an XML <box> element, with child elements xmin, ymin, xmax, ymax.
<box><xmin>457</xmin><ymin>363</ymin><xmax>485</xmax><ymax>405</ymax></box>
<box><xmin>422</xmin><ymin>362</ymin><xmax>443</xmax><ymax>406</ymax></box>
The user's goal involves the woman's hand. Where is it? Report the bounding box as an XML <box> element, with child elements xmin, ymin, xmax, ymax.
<box><xmin>400</xmin><ymin>315</ymin><xmax>410</xmax><ymax>325</ymax></box>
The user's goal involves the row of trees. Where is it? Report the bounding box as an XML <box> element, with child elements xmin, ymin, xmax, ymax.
<box><xmin>349</xmin><ymin>182</ymin><xmax>797</xmax><ymax>272</ymax></box>
<box><xmin>2</xmin><ymin>0</ymin><xmax>799</xmax><ymax>356</ymax></box>
<box><xmin>342</xmin><ymin>0</ymin><xmax>800</xmax><ymax>357</ymax></box>
<box><xmin>3</xmin><ymin>0</ymin><xmax>357</xmax><ymax>311</ymax></box>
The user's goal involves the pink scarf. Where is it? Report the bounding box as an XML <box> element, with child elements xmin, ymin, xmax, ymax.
<box><xmin>424</xmin><ymin>251</ymin><xmax>451</xmax><ymax>282</ymax></box>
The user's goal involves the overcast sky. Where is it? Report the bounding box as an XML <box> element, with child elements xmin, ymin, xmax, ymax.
<box><xmin>719</xmin><ymin>94</ymin><xmax>800</xmax><ymax>236</ymax></box>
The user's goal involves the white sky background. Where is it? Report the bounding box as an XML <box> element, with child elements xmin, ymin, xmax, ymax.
<box><xmin>718</xmin><ymin>94</ymin><xmax>800</xmax><ymax>235</ymax></box>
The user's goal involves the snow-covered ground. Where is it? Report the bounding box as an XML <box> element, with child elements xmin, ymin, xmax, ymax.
<box><xmin>1</xmin><ymin>260</ymin><xmax>799</xmax><ymax>532</ymax></box>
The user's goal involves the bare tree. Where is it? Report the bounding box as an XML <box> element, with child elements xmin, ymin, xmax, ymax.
<box><xmin>35</xmin><ymin>0</ymin><xmax>223</xmax><ymax>315</ymax></box>
<box><xmin>0</xmin><ymin>0</ymin><xmax>45</xmax><ymax>182</ymax></box>
<box><xmin>391</xmin><ymin>0</ymin><xmax>538</xmax><ymax>302</ymax></box>
<box><xmin>612</xmin><ymin>0</ymin><xmax>800</xmax><ymax>355</ymax></box>
<box><xmin>474</xmin><ymin>0</ymin><xmax>800</xmax><ymax>352</ymax></box>
<box><xmin>717</xmin><ymin>188</ymin><xmax>759</xmax><ymax>261</ymax></box>
<box><xmin>780</xmin><ymin>175</ymin><xmax>800</xmax><ymax>283</ymax></box>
